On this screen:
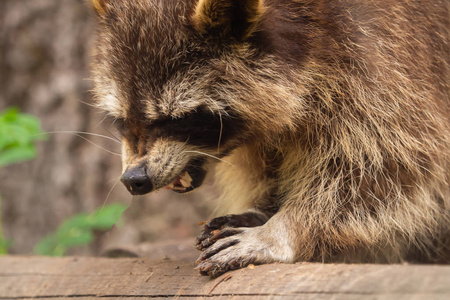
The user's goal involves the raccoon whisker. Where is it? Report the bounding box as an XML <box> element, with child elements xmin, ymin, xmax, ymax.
<box><xmin>102</xmin><ymin>127</ymin><xmax>122</xmax><ymax>143</ymax></box>
<box><xmin>35</xmin><ymin>132</ymin><xmax>122</xmax><ymax>156</ymax></box>
<box><xmin>37</xmin><ymin>131</ymin><xmax>122</xmax><ymax>144</ymax></box>
<box><xmin>217</xmin><ymin>110</ymin><xmax>223</xmax><ymax>153</ymax></box>
<box><xmin>96</xmin><ymin>117</ymin><xmax>122</xmax><ymax>143</ymax></box>
<box><xmin>101</xmin><ymin>174</ymin><xmax>123</xmax><ymax>211</ymax></box>
<box><xmin>95</xmin><ymin>114</ymin><xmax>110</xmax><ymax>128</ymax></box>
<box><xmin>76</xmin><ymin>97</ymin><xmax>98</xmax><ymax>109</ymax></box>
<box><xmin>184</xmin><ymin>150</ymin><xmax>235</xmax><ymax>167</ymax></box>
<box><xmin>70</xmin><ymin>134</ymin><xmax>122</xmax><ymax>157</ymax></box>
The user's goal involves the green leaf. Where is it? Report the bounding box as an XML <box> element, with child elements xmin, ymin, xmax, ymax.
<box><xmin>0</xmin><ymin>108</ymin><xmax>46</xmax><ymax>254</ymax></box>
<box><xmin>87</xmin><ymin>204</ymin><xmax>128</xmax><ymax>230</ymax></box>
<box><xmin>33</xmin><ymin>204</ymin><xmax>127</xmax><ymax>256</ymax></box>
<box><xmin>33</xmin><ymin>235</ymin><xmax>58</xmax><ymax>256</ymax></box>
<box><xmin>56</xmin><ymin>213</ymin><xmax>90</xmax><ymax>232</ymax></box>
<box><xmin>0</xmin><ymin>238</ymin><xmax>12</xmax><ymax>255</ymax></box>
<box><xmin>55</xmin><ymin>228</ymin><xmax>93</xmax><ymax>248</ymax></box>
<box><xmin>0</xmin><ymin>146</ymin><xmax>36</xmax><ymax>167</ymax></box>
<box><xmin>0</xmin><ymin>107</ymin><xmax>19</xmax><ymax>122</ymax></box>
<box><xmin>0</xmin><ymin>107</ymin><xmax>46</xmax><ymax>166</ymax></box>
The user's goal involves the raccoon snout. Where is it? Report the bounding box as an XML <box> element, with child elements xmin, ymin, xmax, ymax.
<box><xmin>121</xmin><ymin>165</ymin><xmax>153</xmax><ymax>195</ymax></box>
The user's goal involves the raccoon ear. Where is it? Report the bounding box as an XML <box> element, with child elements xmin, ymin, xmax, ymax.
<box><xmin>89</xmin><ymin>0</ymin><xmax>109</xmax><ymax>17</ymax></box>
<box><xmin>192</xmin><ymin>0</ymin><xmax>266</xmax><ymax>41</ymax></box>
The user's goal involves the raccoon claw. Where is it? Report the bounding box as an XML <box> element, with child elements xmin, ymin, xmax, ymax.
<box><xmin>196</xmin><ymin>236</ymin><xmax>240</xmax><ymax>261</ymax></box>
<box><xmin>196</xmin><ymin>258</ymin><xmax>247</xmax><ymax>278</ymax></box>
<box><xmin>196</xmin><ymin>234</ymin><xmax>252</xmax><ymax>278</ymax></box>
<box><xmin>196</xmin><ymin>228</ymin><xmax>243</xmax><ymax>250</ymax></box>
<box><xmin>195</xmin><ymin>221</ymin><xmax>295</xmax><ymax>278</ymax></box>
<box><xmin>196</xmin><ymin>212</ymin><xmax>268</xmax><ymax>250</ymax></box>
<box><xmin>195</xmin><ymin>228</ymin><xmax>263</xmax><ymax>278</ymax></box>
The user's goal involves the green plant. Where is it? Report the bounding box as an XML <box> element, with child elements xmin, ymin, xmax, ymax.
<box><xmin>0</xmin><ymin>108</ymin><xmax>126</xmax><ymax>256</ymax></box>
<box><xmin>0</xmin><ymin>107</ymin><xmax>45</xmax><ymax>167</ymax></box>
<box><xmin>0</xmin><ymin>107</ymin><xmax>45</xmax><ymax>254</ymax></box>
<box><xmin>0</xmin><ymin>195</ymin><xmax>8</xmax><ymax>255</ymax></box>
<box><xmin>34</xmin><ymin>203</ymin><xmax>127</xmax><ymax>256</ymax></box>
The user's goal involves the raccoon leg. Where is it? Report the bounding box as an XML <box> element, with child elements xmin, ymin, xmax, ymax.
<box><xmin>196</xmin><ymin>213</ymin><xmax>295</xmax><ymax>278</ymax></box>
<box><xmin>196</xmin><ymin>210</ymin><xmax>268</xmax><ymax>251</ymax></box>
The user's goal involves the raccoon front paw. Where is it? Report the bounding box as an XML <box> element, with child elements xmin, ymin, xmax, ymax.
<box><xmin>196</xmin><ymin>212</ymin><xmax>268</xmax><ymax>251</ymax></box>
<box><xmin>195</xmin><ymin>227</ymin><xmax>283</xmax><ymax>278</ymax></box>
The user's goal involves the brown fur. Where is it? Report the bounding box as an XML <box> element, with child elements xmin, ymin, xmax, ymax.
<box><xmin>89</xmin><ymin>0</ymin><xmax>450</xmax><ymax>276</ymax></box>
<box><xmin>90</xmin><ymin>0</ymin><xmax>107</xmax><ymax>15</ymax></box>
<box><xmin>193</xmin><ymin>0</ymin><xmax>267</xmax><ymax>40</ymax></box>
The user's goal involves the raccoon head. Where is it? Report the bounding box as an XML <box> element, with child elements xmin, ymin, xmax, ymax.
<box><xmin>90</xmin><ymin>0</ymin><xmax>300</xmax><ymax>195</ymax></box>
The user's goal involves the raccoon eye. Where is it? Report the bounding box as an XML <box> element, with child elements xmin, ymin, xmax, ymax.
<box><xmin>150</xmin><ymin>107</ymin><xmax>241</xmax><ymax>147</ymax></box>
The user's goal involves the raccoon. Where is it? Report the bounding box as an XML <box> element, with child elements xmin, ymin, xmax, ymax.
<box><xmin>89</xmin><ymin>0</ymin><xmax>450</xmax><ymax>277</ymax></box>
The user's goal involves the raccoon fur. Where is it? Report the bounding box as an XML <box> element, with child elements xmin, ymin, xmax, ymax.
<box><xmin>89</xmin><ymin>0</ymin><xmax>450</xmax><ymax>277</ymax></box>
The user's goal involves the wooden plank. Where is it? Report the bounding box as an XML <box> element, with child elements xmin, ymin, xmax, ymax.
<box><xmin>0</xmin><ymin>256</ymin><xmax>449</xmax><ymax>299</ymax></box>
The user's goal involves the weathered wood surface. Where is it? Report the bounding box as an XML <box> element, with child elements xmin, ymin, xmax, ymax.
<box><xmin>0</xmin><ymin>256</ymin><xmax>449</xmax><ymax>300</ymax></box>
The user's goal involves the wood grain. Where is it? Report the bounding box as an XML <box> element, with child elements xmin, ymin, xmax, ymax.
<box><xmin>0</xmin><ymin>256</ymin><xmax>449</xmax><ymax>299</ymax></box>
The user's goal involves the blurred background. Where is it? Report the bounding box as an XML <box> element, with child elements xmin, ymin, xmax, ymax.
<box><xmin>0</xmin><ymin>0</ymin><xmax>216</xmax><ymax>256</ymax></box>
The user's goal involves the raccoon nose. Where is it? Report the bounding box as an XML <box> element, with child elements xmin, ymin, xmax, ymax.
<box><xmin>121</xmin><ymin>166</ymin><xmax>153</xmax><ymax>195</ymax></box>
